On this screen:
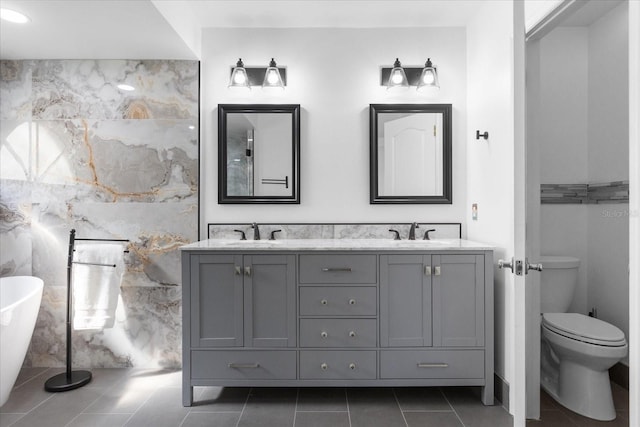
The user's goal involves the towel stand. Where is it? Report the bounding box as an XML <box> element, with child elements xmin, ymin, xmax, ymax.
<box><xmin>45</xmin><ymin>229</ymin><xmax>129</xmax><ymax>393</ymax></box>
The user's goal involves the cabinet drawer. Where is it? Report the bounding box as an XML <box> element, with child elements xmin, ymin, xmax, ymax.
<box><xmin>299</xmin><ymin>255</ymin><xmax>377</xmax><ymax>284</ymax></box>
<box><xmin>191</xmin><ymin>350</ymin><xmax>296</xmax><ymax>380</ymax></box>
<box><xmin>300</xmin><ymin>286</ymin><xmax>377</xmax><ymax>316</ymax></box>
<box><xmin>300</xmin><ymin>318</ymin><xmax>377</xmax><ymax>347</ymax></box>
<box><xmin>300</xmin><ymin>350</ymin><xmax>377</xmax><ymax>379</ymax></box>
<box><xmin>380</xmin><ymin>350</ymin><xmax>484</xmax><ymax>379</ymax></box>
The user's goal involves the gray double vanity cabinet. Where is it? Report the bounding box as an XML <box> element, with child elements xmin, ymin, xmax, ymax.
<box><xmin>181</xmin><ymin>238</ymin><xmax>494</xmax><ymax>406</ymax></box>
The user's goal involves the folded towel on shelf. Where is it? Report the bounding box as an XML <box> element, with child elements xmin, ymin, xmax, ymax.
<box><xmin>73</xmin><ymin>243</ymin><xmax>125</xmax><ymax>330</ymax></box>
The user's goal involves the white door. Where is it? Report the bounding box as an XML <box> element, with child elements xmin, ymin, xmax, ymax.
<box><xmin>382</xmin><ymin>114</ymin><xmax>442</xmax><ymax>196</ymax></box>
<box><xmin>466</xmin><ymin>1</ymin><xmax>528</xmax><ymax>426</ymax></box>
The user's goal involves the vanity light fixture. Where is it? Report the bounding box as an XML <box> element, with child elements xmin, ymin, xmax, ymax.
<box><xmin>228</xmin><ymin>58</ymin><xmax>287</xmax><ymax>90</ymax></box>
<box><xmin>262</xmin><ymin>58</ymin><xmax>285</xmax><ymax>90</ymax></box>
<box><xmin>381</xmin><ymin>57</ymin><xmax>440</xmax><ymax>92</ymax></box>
<box><xmin>416</xmin><ymin>58</ymin><xmax>440</xmax><ymax>91</ymax></box>
<box><xmin>0</xmin><ymin>8</ymin><xmax>30</xmax><ymax>23</ymax></box>
<box><xmin>386</xmin><ymin>58</ymin><xmax>409</xmax><ymax>91</ymax></box>
<box><xmin>228</xmin><ymin>58</ymin><xmax>250</xmax><ymax>90</ymax></box>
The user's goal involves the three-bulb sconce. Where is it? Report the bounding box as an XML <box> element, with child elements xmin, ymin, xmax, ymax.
<box><xmin>381</xmin><ymin>58</ymin><xmax>440</xmax><ymax>92</ymax></box>
<box><xmin>228</xmin><ymin>58</ymin><xmax>287</xmax><ymax>90</ymax></box>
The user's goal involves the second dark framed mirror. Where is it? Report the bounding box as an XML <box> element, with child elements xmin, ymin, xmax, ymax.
<box><xmin>370</xmin><ymin>104</ymin><xmax>452</xmax><ymax>204</ymax></box>
<box><xmin>218</xmin><ymin>104</ymin><xmax>300</xmax><ymax>204</ymax></box>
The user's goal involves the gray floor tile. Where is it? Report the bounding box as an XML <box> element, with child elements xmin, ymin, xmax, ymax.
<box><xmin>394</xmin><ymin>387</ymin><xmax>452</xmax><ymax>411</ymax></box>
<box><xmin>0</xmin><ymin>413</ymin><xmax>24</xmax><ymax>427</ymax></box>
<box><xmin>348</xmin><ymin>399</ymin><xmax>406</xmax><ymax>427</ymax></box>
<box><xmin>82</xmin><ymin>378</ymin><xmax>153</xmax><ymax>414</ymax></box>
<box><xmin>247</xmin><ymin>387</ymin><xmax>297</xmax><ymax>401</ymax></box>
<box><xmin>191</xmin><ymin>387</ymin><xmax>249</xmax><ymax>412</ymax></box>
<box><xmin>0</xmin><ymin>368</ymin><xmax>63</xmax><ymax>413</ymax></box>
<box><xmin>237</xmin><ymin>400</ymin><xmax>296</xmax><ymax>427</ymax></box>
<box><xmin>182</xmin><ymin>412</ymin><xmax>240</xmax><ymax>427</ymax></box>
<box><xmin>404</xmin><ymin>411</ymin><xmax>464</xmax><ymax>427</ymax></box>
<box><xmin>442</xmin><ymin>386</ymin><xmax>484</xmax><ymax>407</ymax></box>
<box><xmin>294</xmin><ymin>411</ymin><xmax>350</xmax><ymax>427</ymax></box>
<box><xmin>611</xmin><ymin>382</ymin><xmax>629</xmax><ymax>412</ymax></box>
<box><xmin>66</xmin><ymin>413</ymin><xmax>131</xmax><ymax>427</ymax></box>
<box><xmin>527</xmin><ymin>410</ymin><xmax>579</xmax><ymax>427</ymax></box>
<box><xmin>13</xmin><ymin>368</ymin><xmax>50</xmax><ymax>388</ymax></box>
<box><xmin>123</xmin><ymin>386</ymin><xmax>189</xmax><ymax>427</ymax></box>
<box><xmin>454</xmin><ymin>405</ymin><xmax>514</xmax><ymax>427</ymax></box>
<box><xmin>10</xmin><ymin>387</ymin><xmax>103</xmax><ymax>427</ymax></box>
<box><xmin>297</xmin><ymin>388</ymin><xmax>347</xmax><ymax>411</ymax></box>
<box><xmin>84</xmin><ymin>368</ymin><xmax>132</xmax><ymax>389</ymax></box>
<box><xmin>347</xmin><ymin>387</ymin><xmax>396</xmax><ymax>402</ymax></box>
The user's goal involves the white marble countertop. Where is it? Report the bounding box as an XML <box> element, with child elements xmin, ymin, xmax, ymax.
<box><xmin>181</xmin><ymin>238</ymin><xmax>493</xmax><ymax>251</ymax></box>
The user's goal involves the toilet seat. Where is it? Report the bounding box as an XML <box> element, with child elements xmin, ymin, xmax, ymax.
<box><xmin>542</xmin><ymin>313</ymin><xmax>626</xmax><ymax>347</ymax></box>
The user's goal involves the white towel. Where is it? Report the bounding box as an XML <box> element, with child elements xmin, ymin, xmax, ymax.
<box><xmin>72</xmin><ymin>243</ymin><xmax>124</xmax><ymax>330</ymax></box>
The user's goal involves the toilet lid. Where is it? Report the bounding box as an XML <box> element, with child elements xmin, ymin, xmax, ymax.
<box><xmin>542</xmin><ymin>313</ymin><xmax>626</xmax><ymax>346</ymax></box>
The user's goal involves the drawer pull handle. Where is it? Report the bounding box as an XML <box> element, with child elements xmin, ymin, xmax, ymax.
<box><xmin>321</xmin><ymin>331</ymin><xmax>328</xmax><ymax>338</ymax></box>
<box><xmin>417</xmin><ymin>363</ymin><xmax>449</xmax><ymax>368</ymax></box>
<box><xmin>349</xmin><ymin>331</ymin><xmax>356</xmax><ymax>338</ymax></box>
<box><xmin>321</xmin><ymin>299</ymin><xmax>328</xmax><ymax>305</ymax></box>
<box><xmin>349</xmin><ymin>363</ymin><xmax>356</xmax><ymax>370</ymax></box>
<box><xmin>228</xmin><ymin>363</ymin><xmax>260</xmax><ymax>369</ymax></box>
<box><xmin>321</xmin><ymin>363</ymin><xmax>328</xmax><ymax>370</ymax></box>
<box><xmin>348</xmin><ymin>299</ymin><xmax>356</xmax><ymax>305</ymax></box>
<box><xmin>321</xmin><ymin>268</ymin><xmax>352</xmax><ymax>272</ymax></box>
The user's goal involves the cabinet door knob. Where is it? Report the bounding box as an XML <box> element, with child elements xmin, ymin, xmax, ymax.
<box><xmin>348</xmin><ymin>299</ymin><xmax>356</xmax><ymax>305</ymax></box>
<box><xmin>244</xmin><ymin>266</ymin><xmax>252</xmax><ymax>277</ymax></box>
<box><xmin>425</xmin><ymin>266</ymin><xmax>432</xmax><ymax>276</ymax></box>
<box><xmin>321</xmin><ymin>299</ymin><xmax>328</xmax><ymax>305</ymax></box>
<box><xmin>320</xmin><ymin>331</ymin><xmax>328</xmax><ymax>338</ymax></box>
<box><xmin>349</xmin><ymin>363</ymin><xmax>356</xmax><ymax>370</ymax></box>
<box><xmin>434</xmin><ymin>266</ymin><xmax>441</xmax><ymax>276</ymax></box>
<box><xmin>349</xmin><ymin>331</ymin><xmax>356</xmax><ymax>338</ymax></box>
<box><xmin>320</xmin><ymin>363</ymin><xmax>328</xmax><ymax>370</ymax></box>
<box><xmin>234</xmin><ymin>266</ymin><xmax>242</xmax><ymax>275</ymax></box>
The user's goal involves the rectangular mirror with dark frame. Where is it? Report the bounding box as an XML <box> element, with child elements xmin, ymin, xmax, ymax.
<box><xmin>218</xmin><ymin>104</ymin><xmax>300</xmax><ymax>204</ymax></box>
<box><xmin>370</xmin><ymin>104</ymin><xmax>452</xmax><ymax>204</ymax></box>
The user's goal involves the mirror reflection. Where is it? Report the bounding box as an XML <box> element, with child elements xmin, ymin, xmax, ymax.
<box><xmin>370</xmin><ymin>104</ymin><xmax>452</xmax><ymax>204</ymax></box>
<box><xmin>218</xmin><ymin>104</ymin><xmax>300</xmax><ymax>204</ymax></box>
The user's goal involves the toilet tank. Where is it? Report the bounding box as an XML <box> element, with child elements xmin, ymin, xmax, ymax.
<box><xmin>539</xmin><ymin>256</ymin><xmax>580</xmax><ymax>313</ymax></box>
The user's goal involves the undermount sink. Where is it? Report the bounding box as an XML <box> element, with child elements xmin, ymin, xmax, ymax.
<box><xmin>219</xmin><ymin>239</ymin><xmax>283</xmax><ymax>245</ymax></box>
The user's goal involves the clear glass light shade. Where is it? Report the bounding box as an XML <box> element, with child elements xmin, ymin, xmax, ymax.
<box><xmin>417</xmin><ymin>58</ymin><xmax>440</xmax><ymax>91</ymax></box>
<box><xmin>387</xmin><ymin>58</ymin><xmax>409</xmax><ymax>91</ymax></box>
<box><xmin>262</xmin><ymin>58</ymin><xmax>285</xmax><ymax>90</ymax></box>
<box><xmin>228</xmin><ymin>58</ymin><xmax>251</xmax><ymax>89</ymax></box>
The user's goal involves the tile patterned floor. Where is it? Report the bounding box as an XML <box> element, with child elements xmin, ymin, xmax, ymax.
<box><xmin>0</xmin><ymin>368</ymin><xmax>628</xmax><ymax>426</ymax></box>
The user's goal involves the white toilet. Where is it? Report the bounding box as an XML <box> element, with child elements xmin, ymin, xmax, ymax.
<box><xmin>540</xmin><ymin>255</ymin><xmax>627</xmax><ymax>421</ymax></box>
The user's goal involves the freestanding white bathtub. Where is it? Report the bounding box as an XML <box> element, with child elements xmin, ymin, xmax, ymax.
<box><xmin>0</xmin><ymin>276</ymin><xmax>43</xmax><ymax>407</ymax></box>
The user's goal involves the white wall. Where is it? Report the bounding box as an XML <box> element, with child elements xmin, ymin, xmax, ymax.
<box><xmin>586</xmin><ymin>2</ymin><xmax>629</xmax><ymax>363</ymax></box>
<box><xmin>466</xmin><ymin>0</ymin><xmax>515</xmax><ymax>393</ymax></box>
<box><xmin>535</xmin><ymin>3</ymin><xmax>630</xmax><ymax>363</ymax></box>
<box><xmin>200</xmin><ymin>27</ymin><xmax>467</xmax><ymax>234</ymax></box>
<box><xmin>537</xmin><ymin>27</ymin><xmax>590</xmax><ymax>314</ymax></box>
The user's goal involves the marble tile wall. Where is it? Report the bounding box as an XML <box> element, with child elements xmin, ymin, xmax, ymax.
<box><xmin>0</xmin><ymin>60</ymin><xmax>198</xmax><ymax>369</ymax></box>
<box><xmin>208</xmin><ymin>223</ymin><xmax>463</xmax><ymax>241</ymax></box>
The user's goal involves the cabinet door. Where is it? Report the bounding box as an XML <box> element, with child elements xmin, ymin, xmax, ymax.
<box><xmin>191</xmin><ymin>254</ymin><xmax>244</xmax><ymax>347</ymax></box>
<box><xmin>432</xmin><ymin>254</ymin><xmax>484</xmax><ymax>347</ymax></box>
<box><xmin>380</xmin><ymin>254</ymin><xmax>432</xmax><ymax>347</ymax></box>
<box><xmin>244</xmin><ymin>254</ymin><xmax>296</xmax><ymax>347</ymax></box>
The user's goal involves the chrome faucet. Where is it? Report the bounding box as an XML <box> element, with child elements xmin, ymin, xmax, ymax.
<box><xmin>251</xmin><ymin>223</ymin><xmax>260</xmax><ymax>240</ymax></box>
<box><xmin>408</xmin><ymin>222</ymin><xmax>419</xmax><ymax>240</ymax></box>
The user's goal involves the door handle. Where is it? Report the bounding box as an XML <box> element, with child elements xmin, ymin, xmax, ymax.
<box><xmin>526</xmin><ymin>259</ymin><xmax>543</xmax><ymax>273</ymax></box>
<box><xmin>498</xmin><ymin>258</ymin><xmax>514</xmax><ymax>273</ymax></box>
